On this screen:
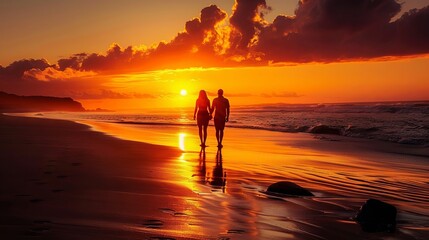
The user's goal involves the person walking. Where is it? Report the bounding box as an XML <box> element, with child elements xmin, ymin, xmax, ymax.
<box><xmin>193</xmin><ymin>90</ymin><xmax>211</xmax><ymax>147</ymax></box>
<box><xmin>211</xmin><ymin>89</ymin><xmax>230</xmax><ymax>148</ymax></box>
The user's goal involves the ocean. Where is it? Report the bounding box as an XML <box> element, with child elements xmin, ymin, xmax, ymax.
<box><xmin>60</xmin><ymin>101</ymin><xmax>429</xmax><ymax>146</ymax></box>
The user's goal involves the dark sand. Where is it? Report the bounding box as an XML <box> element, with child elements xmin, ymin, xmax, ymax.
<box><xmin>1</xmin><ymin>114</ymin><xmax>429</xmax><ymax>239</ymax></box>
<box><xmin>0</xmin><ymin>114</ymin><xmax>200</xmax><ymax>239</ymax></box>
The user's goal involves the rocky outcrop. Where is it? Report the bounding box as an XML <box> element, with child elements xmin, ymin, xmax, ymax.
<box><xmin>0</xmin><ymin>92</ymin><xmax>85</xmax><ymax>112</ymax></box>
<box><xmin>267</xmin><ymin>181</ymin><xmax>314</xmax><ymax>196</ymax></box>
<box><xmin>355</xmin><ymin>198</ymin><xmax>397</xmax><ymax>232</ymax></box>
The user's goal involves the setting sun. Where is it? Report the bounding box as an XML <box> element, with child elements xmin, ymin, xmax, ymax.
<box><xmin>180</xmin><ymin>89</ymin><xmax>188</xmax><ymax>96</ymax></box>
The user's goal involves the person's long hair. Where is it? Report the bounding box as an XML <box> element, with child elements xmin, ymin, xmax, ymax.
<box><xmin>197</xmin><ymin>90</ymin><xmax>209</xmax><ymax>104</ymax></box>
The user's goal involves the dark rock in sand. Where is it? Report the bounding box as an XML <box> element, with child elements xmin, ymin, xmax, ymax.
<box><xmin>267</xmin><ymin>181</ymin><xmax>314</xmax><ymax>196</ymax></box>
<box><xmin>355</xmin><ymin>198</ymin><xmax>397</xmax><ymax>233</ymax></box>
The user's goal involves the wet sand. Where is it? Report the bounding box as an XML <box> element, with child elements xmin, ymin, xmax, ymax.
<box><xmin>1</xmin><ymin>114</ymin><xmax>429</xmax><ymax>239</ymax></box>
<box><xmin>0</xmin><ymin>114</ymin><xmax>196</xmax><ymax>239</ymax></box>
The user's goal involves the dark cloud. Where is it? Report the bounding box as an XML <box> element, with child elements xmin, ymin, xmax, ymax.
<box><xmin>81</xmin><ymin>44</ymin><xmax>135</xmax><ymax>72</ymax></box>
<box><xmin>4</xmin><ymin>0</ymin><xmax>428</xmax><ymax>74</ymax></box>
<box><xmin>387</xmin><ymin>6</ymin><xmax>429</xmax><ymax>55</ymax></box>
<box><xmin>0</xmin><ymin>58</ymin><xmax>98</xmax><ymax>98</ymax></box>
<box><xmin>256</xmin><ymin>0</ymin><xmax>429</xmax><ymax>62</ymax></box>
<box><xmin>0</xmin><ymin>59</ymin><xmax>51</xmax><ymax>79</ymax></box>
<box><xmin>57</xmin><ymin>53</ymin><xmax>87</xmax><ymax>71</ymax></box>
<box><xmin>147</xmin><ymin>5</ymin><xmax>228</xmax><ymax>69</ymax></box>
<box><xmin>229</xmin><ymin>0</ymin><xmax>268</xmax><ymax>50</ymax></box>
<box><xmin>294</xmin><ymin>0</ymin><xmax>401</xmax><ymax>31</ymax></box>
<box><xmin>0</xmin><ymin>59</ymin><xmax>53</xmax><ymax>97</ymax></box>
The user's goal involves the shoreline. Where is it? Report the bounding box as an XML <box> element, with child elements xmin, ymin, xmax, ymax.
<box><xmin>83</xmin><ymin>118</ymin><xmax>429</xmax><ymax>160</ymax></box>
<box><xmin>1</xmin><ymin>114</ymin><xmax>428</xmax><ymax>239</ymax></box>
<box><xmin>7</xmin><ymin>112</ymin><xmax>429</xmax><ymax>158</ymax></box>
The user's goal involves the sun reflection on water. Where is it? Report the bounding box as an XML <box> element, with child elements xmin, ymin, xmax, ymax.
<box><xmin>178</xmin><ymin>133</ymin><xmax>186</xmax><ymax>151</ymax></box>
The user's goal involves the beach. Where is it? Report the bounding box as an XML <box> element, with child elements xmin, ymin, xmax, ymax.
<box><xmin>1</xmin><ymin>114</ymin><xmax>429</xmax><ymax>240</ymax></box>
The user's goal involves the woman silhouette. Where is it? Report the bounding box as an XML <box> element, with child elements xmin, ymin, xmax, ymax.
<box><xmin>193</xmin><ymin>90</ymin><xmax>211</xmax><ymax>147</ymax></box>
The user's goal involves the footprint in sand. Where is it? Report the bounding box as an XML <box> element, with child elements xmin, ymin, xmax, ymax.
<box><xmin>159</xmin><ymin>208</ymin><xmax>188</xmax><ymax>217</ymax></box>
<box><xmin>30</xmin><ymin>198</ymin><xmax>44</xmax><ymax>203</ymax></box>
<box><xmin>142</xmin><ymin>219</ymin><xmax>164</xmax><ymax>228</ymax></box>
<box><xmin>44</xmin><ymin>171</ymin><xmax>53</xmax><ymax>175</ymax></box>
<box><xmin>243</xmin><ymin>185</ymin><xmax>257</xmax><ymax>190</ymax></box>
<box><xmin>159</xmin><ymin>208</ymin><xmax>175</xmax><ymax>214</ymax></box>
<box><xmin>28</xmin><ymin>178</ymin><xmax>41</xmax><ymax>182</ymax></box>
<box><xmin>25</xmin><ymin>220</ymin><xmax>52</xmax><ymax>236</ymax></box>
<box><xmin>52</xmin><ymin>189</ymin><xmax>64</xmax><ymax>193</ymax></box>
<box><xmin>227</xmin><ymin>229</ymin><xmax>246</xmax><ymax>234</ymax></box>
<box><xmin>71</xmin><ymin>162</ymin><xmax>82</xmax><ymax>166</ymax></box>
<box><xmin>173</xmin><ymin>212</ymin><xmax>188</xmax><ymax>217</ymax></box>
<box><xmin>56</xmin><ymin>175</ymin><xmax>68</xmax><ymax>179</ymax></box>
<box><xmin>33</xmin><ymin>220</ymin><xmax>52</xmax><ymax>224</ymax></box>
<box><xmin>25</xmin><ymin>227</ymin><xmax>50</xmax><ymax>236</ymax></box>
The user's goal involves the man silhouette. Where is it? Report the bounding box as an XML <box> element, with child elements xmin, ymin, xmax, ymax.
<box><xmin>211</xmin><ymin>89</ymin><xmax>230</xmax><ymax>148</ymax></box>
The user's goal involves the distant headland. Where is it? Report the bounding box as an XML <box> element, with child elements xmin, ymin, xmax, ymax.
<box><xmin>0</xmin><ymin>91</ymin><xmax>85</xmax><ymax>112</ymax></box>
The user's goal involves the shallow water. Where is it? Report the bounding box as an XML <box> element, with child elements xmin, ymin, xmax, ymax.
<box><xmin>31</xmin><ymin>100</ymin><xmax>429</xmax><ymax>146</ymax></box>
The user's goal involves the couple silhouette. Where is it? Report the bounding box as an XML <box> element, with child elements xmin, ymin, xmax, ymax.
<box><xmin>193</xmin><ymin>89</ymin><xmax>230</xmax><ymax>148</ymax></box>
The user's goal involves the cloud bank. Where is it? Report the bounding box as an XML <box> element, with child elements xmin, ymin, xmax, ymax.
<box><xmin>1</xmin><ymin>0</ymin><xmax>429</xmax><ymax>98</ymax></box>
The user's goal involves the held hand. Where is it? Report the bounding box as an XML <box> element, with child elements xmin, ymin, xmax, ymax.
<box><xmin>225</xmin><ymin>117</ymin><xmax>229</xmax><ymax>122</ymax></box>
<box><xmin>193</xmin><ymin>115</ymin><xmax>196</xmax><ymax>120</ymax></box>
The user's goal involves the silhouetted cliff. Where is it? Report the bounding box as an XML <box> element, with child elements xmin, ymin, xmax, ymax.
<box><xmin>0</xmin><ymin>92</ymin><xmax>85</xmax><ymax>112</ymax></box>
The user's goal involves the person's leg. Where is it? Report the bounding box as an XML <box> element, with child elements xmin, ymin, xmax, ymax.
<box><xmin>203</xmin><ymin>124</ymin><xmax>208</xmax><ymax>146</ymax></box>
<box><xmin>214</xmin><ymin>119</ymin><xmax>220</xmax><ymax>146</ymax></box>
<box><xmin>217</xmin><ymin>120</ymin><xmax>225</xmax><ymax>147</ymax></box>
<box><xmin>198</xmin><ymin>125</ymin><xmax>203</xmax><ymax>145</ymax></box>
<box><xmin>215</xmin><ymin>127</ymin><xmax>220</xmax><ymax>146</ymax></box>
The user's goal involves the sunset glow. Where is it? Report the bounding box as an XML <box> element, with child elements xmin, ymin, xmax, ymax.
<box><xmin>1</xmin><ymin>0</ymin><xmax>429</xmax><ymax>110</ymax></box>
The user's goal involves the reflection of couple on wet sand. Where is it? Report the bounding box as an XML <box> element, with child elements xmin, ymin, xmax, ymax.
<box><xmin>196</xmin><ymin>148</ymin><xmax>226</xmax><ymax>191</ymax></box>
<box><xmin>193</xmin><ymin>89</ymin><xmax>230</xmax><ymax>148</ymax></box>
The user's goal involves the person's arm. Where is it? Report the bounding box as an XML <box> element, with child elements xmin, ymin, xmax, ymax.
<box><xmin>207</xmin><ymin>100</ymin><xmax>212</xmax><ymax>119</ymax></box>
<box><xmin>210</xmin><ymin>99</ymin><xmax>215</xmax><ymax>115</ymax></box>
<box><xmin>193</xmin><ymin>101</ymin><xmax>198</xmax><ymax>120</ymax></box>
<box><xmin>226</xmin><ymin>100</ymin><xmax>230</xmax><ymax>122</ymax></box>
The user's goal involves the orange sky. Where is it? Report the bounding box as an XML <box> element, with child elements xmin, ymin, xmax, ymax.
<box><xmin>1</xmin><ymin>0</ymin><xmax>429</xmax><ymax>110</ymax></box>
<box><xmin>79</xmin><ymin>56</ymin><xmax>429</xmax><ymax>110</ymax></box>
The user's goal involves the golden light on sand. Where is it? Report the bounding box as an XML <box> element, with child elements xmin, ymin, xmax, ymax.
<box><xmin>180</xmin><ymin>89</ymin><xmax>188</xmax><ymax>96</ymax></box>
